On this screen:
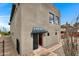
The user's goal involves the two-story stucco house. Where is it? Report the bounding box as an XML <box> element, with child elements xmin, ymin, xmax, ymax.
<box><xmin>9</xmin><ymin>3</ymin><xmax>63</xmax><ymax>55</ymax></box>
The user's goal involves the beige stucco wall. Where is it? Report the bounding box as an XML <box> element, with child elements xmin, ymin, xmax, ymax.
<box><xmin>10</xmin><ymin>4</ymin><xmax>22</xmax><ymax>54</ymax></box>
<box><xmin>20</xmin><ymin>4</ymin><xmax>61</xmax><ymax>55</ymax></box>
<box><xmin>10</xmin><ymin>10</ymin><xmax>17</xmax><ymax>47</ymax></box>
<box><xmin>10</xmin><ymin>3</ymin><xmax>61</xmax><ymax>55</ymax></box>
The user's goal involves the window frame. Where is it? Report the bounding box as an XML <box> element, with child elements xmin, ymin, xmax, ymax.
<box><xmin>49</xmin><ymin>12</ymin><xmax>55</xmax><ymax>24</ymax></box>
<box><xmin>56</xmin><ymin>16</ymin><xmax>60</xmax><ymax>25</ymax></box>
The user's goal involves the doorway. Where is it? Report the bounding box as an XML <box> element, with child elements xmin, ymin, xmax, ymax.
<box><xmin>39</xmin><ymin>33</ymin><xmax>43</xmax><ymax>46</ymax></box>
<box><xmin>16</xmin><ymin>39</ymin><xmax>20</xmax><ymax>54</ymax></box>
<box><xmin>33</xmin><ymin>33</ymin><xmax>43</xmax><ymax>50</ymax></box>
<box><xmin>33</xmin><ymin>33</ymin><xmax>39</xmax><ymax>50</ymax></box>
<box><xmin>32</xmin><ymin>26</ymin><xmax>47</xmax><ymax>50</ymax></box>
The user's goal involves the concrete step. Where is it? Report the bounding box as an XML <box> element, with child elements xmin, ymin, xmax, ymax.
<box><xmin>33</xmin><ymin>46</ymin><xmax>57</xmax><ymax>56</ymax></box>
<box><xmin>48</xmin><ymin>42</ymin><xmax>62</xmax><ymax>52</ymax></box>
<box><xmin>33</xmin><ymin>43</ymin><xmax>63</xmax><ymax>56</ymax></box>
<box><xmin>48</xmin><ymin>52</ymin><xmax>57</xmax><ymax>56</ymax></box>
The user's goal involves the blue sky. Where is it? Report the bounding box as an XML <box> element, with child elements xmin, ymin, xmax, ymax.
<box><xmin>0</xmin><ymin>3</ymin><xmax>79</xmax><ymax>31</ymax></box>
<box><xmin>53</xmin><ymin>3</ymin><xmax>79</xmax><ymax>25</ymax></box>
<box><xmin>0</xmin><ymin>3</ymin><xmax>12</xmax><ymax>31</ymax></box>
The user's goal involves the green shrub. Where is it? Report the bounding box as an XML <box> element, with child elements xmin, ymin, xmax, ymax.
<box><xmin>0</xmin><ymin>31</ymin><xmax>10</xmax><ymax>36</ymax></box>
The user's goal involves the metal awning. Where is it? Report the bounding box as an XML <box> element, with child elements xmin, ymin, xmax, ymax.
<box><xmin>31</xmin><ymin>27</ymin><xmax>48</xmax><ymax>34</ymax></box>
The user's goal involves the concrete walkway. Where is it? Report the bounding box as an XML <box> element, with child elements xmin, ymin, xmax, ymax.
<box><xmin>33</xmin><ymin>42</ymin><xmax>63</xmax><ymax>56</ymax></box>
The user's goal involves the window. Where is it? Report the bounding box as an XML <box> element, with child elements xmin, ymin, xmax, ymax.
<box><xmin>18</xmin><ymin>3</ymin><xmax>20</xmax><ymax>6</ymax></box>
<box><xmin>49</xmin><ymin>10</ymin><xmax>60</xmax><ymax>25</ymax></box>
<box><xmin>49</xmin><ymin>12</ymin><xmax>55</xmax><ymax>24</ymax></box>
<box><xmin>16</xmin><ymin>39</ymin><xmax>20</xmax><ymax>54</ymax></box>
<box><xmin>47</xmin><ymin>33</ymin><xmax>50</xmax><ymax>36</ymax></box>
<box><xmin>55</xmin><ymin>32</ymin><xmax>57</xmax><ymax>35</ymax></box>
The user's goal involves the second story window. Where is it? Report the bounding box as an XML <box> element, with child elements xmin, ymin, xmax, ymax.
<box><xmin>49</xmin><ymin>12</ymin><xmax>55</xmax><ymax>24</ymax></box>
<box><xmin>49</xmin><ymin>10</ymin><xmax>60</xmax><ymax>25</ymax></box>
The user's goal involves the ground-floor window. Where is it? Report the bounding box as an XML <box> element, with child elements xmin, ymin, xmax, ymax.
<box><xmin>16</xmin><ymin>39</ymin><xmax>20</xmax><ymax>54</ymax></box>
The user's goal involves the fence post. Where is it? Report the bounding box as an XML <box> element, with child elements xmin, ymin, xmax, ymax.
<box><xmin>3</xmin><ymin>40</ymin><xmax>4</xmax><ymax>56</ymax></box>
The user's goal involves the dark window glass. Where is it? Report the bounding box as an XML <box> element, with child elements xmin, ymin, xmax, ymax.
<box><xmin>16</xmin><ymin>39</ymin><xmax>20</xmax><ymax>54</ymax></box>
<box><xmin>18</xmin><ymin>3</ymin><xmax>20</xmax><ymax>6</ymax></box>
<box><xmin>55</xmin><ymin>32</ymin><xmax>57</xmax><ymax>35</ymax></box>
<box><xmin>47</xmin><ymin>33</ymin><xmax>50</xmax><ymax>36</ymax></box>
